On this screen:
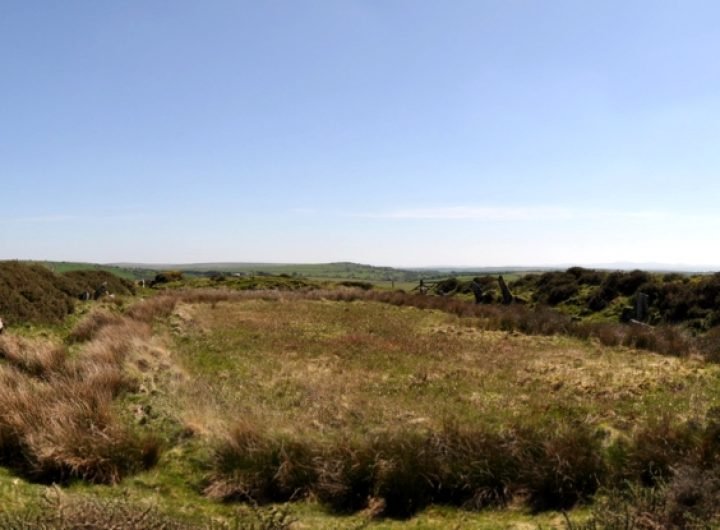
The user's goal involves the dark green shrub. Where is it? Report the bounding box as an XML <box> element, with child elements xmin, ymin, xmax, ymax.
<box><xmin>434</xmin><ymin>278</ymin><xmax>460</xmax><ymax>296</ymax></box>
<box><xmin>617</xmin><ymin>270</ymin><xmax>651</xmax><ymax>296</ymax></box>
<box><xmin>338</xmin><ymin>280</ymin><xmax>373</xmax><ymax>290</ymax></box>
<box><xmin>532</xmin><ymin>272</ymin><xmax>580</xmax><ymax>305</ymax></box>
<box><xmin>0</xmin><ymin>261</ymin><xmax>76</xmax><ymax>325</ymax></box>
<box><xmin>63</xmin><ymin>270</ymin><xmax>136</xmax><ymax>297</ymax></box>
<box><xmin>152</xmin><ymin>271</ymin><xmax>184</xmax><ymax>284</ymax></box>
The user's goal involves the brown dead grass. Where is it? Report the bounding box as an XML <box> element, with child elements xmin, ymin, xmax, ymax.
<box><xmin>0</xmin><ymin>311</ymin><xmax>163</xmax><ymax>484</ymax></box>
<box><xmin>0</xmin><ymin>335</ymin><xmax>67</xmax><ymax>378</ymax></box>
<box><xmin>68</xmin><ymin>308</ymin><xmax>126</xmax><ymax>343</ymax></box>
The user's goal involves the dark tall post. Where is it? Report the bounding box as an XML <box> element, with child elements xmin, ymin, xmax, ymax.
<box><xmin>470</xmin><ymin>281</ymin><xmax>483</xmax><ymax>304</ymax></box>
<box><xmin>498</xmin><ymin>275</ymin><xmax>513</xmax><ymax>305</ymax></box>
<box><xmin>635</xmin><ymin>292</ymin><xmax>649</xmax><ymax>321</ymax></box>
<box><xmin>419</xmin><ymin>279</ymin><xmax>428</xmax><ymax>295</ymax></box>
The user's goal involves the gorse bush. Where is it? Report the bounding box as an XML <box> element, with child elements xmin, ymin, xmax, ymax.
<box><xmin>532</xmin><ymin>271</ymin><xmax>580</xmax><ymax>305</ymax></box>
<box><xmin>152</xmin><ymin>270</ymin><xmax>184</xmax><ymax>284</ymax></box>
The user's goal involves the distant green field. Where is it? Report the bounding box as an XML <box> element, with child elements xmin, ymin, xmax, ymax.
<box><xmin>36</xmin><ymin>260</ymin><xmax>540</xmax><ymax>295</ymax></box>
<box><xmin>113</xmin><ymin>261</ymin><xmax>430</xmax><ymax>282</ymax></box>
<box><xmin>39</xmin><ymin>261</ymin><xmax>156</xmax><ymax>281</ymax></box>
<box><xmin>109</xmin><ymin>261</ymin><xmax>545</xmax><ymax>283</ymax></box>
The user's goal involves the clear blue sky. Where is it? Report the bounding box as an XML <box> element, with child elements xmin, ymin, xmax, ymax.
<box><xmin>3</xmin><ymin>1</ymin><xmax>720</xmax><ymax>267</ymax></box>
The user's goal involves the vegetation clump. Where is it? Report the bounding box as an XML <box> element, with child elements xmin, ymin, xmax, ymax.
<box><xmin>512</xmin><ymin>268</ymin><xmax>720</xmax><ymax>331</ymax></box>
<box><xmin>63</xmin><ymin>269</ymin><xmax>136</xmax><ymax>297</ymax></box>
<box><xmin>205</xmin><ymin>421</ymin><xmax>608</xmax><ymax>517</ymax></box>
<box><xmin>0</xmin><ymin>261</ymin><xmax>77</xmax><ymax>325</ymax></box>
<box><xmin>152</xmin><ymin>270</ymin><xmax>185</xmax><ymax>285</ymax></box>
<box><xmin>0</xmin><ymin>262</ymin><xmax>137</xmax><ymax>326</ymax></box>
<box><xmin>0</xmin><ymin>314</ymin><xmax>160</xmax><ymax>484</ymax></box>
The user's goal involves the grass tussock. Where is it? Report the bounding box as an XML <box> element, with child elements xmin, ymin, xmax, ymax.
<box><xmin>0</xmin><ymin>335</ymin><xmax>67</xmax><ymax>378</ymax></box>
<box><xmin>206</xmin><ymin>420</ymin><xmax>608</xmax><ymax>518</ymax></box>
<box><xmin>205</xmin><ymin>421</ymin><xmax>316</xmax><ymax>504</ymax></box>
<box><xmin>68</xmin><ymin>308</ymin><xmax>126</xmax><ymax>343</ymax></box>
<box><xmin>205</xmin><ymin>414</ymin><xmax>720</xmax><ymax>519</ymax></box>
<box><xmin>0</xmin><ymin>364</ymin><xmax>158</xmax><ymax>483</ymax></box>
<box><xmin>125</xmin><ymin>295</ymin><xmax>178</xmax><ymax>322</ymax></box>
<box><xmin>0</xmin><ymin>317</ymin><xmax>161</xmax><ymax>484</ymax></box>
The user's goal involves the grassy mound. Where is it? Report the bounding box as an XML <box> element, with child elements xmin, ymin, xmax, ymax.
<box><xmin>63</xmin><ymin>269</ymin><xmax>136</xmax><ymax>297</ymax></box>
<box><xmin>0</xmin><ymin>262</ymin><xmax>137</xmax><ymax>326</ymax></box>
<box><xmin>0</xmin><ymin>261</ymin><xmax>77</xmax><ymax>325</ymax></box>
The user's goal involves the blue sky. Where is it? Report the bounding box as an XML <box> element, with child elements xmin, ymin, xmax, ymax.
<box><xmin>2</xmin><ymin>1</ymin><xmax>720</xmax><ymax>267</ymax></box>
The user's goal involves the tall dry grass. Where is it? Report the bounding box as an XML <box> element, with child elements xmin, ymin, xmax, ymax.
<box><xmin>68</xmin><ymin>308</ymin><xmax>126</xmax><ymax>343</ymax></box>
<box><xmin>0</xmin><ymin>336</ymin><xmax>67</xmax><ymax>378</ymax></box>
<box><xmin>205</xmin><ymin>413</ymin><xmax>720</xmax><ymax>519</ymax></box>
<box><xmin>0</xmin><ymin>313</ymin><xmax>160</xmax><ymax>484</ymax></box>
<box><xmin>205</xmin><ymin>420</ymin><xmax>608</xmax><ymax>517</ymax></box>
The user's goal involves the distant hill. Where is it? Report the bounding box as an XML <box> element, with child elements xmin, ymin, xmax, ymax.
<box><xmin>107</xmin><ymin>261</ymin><xmax>553</xmax><ymax>282</ymax></box>
<box><xmin>110</xmin><ymin>261</ymin><xmax>432</xmax><ymax>282</ymax></box>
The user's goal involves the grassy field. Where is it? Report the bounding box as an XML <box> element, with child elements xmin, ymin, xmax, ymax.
<box><xmin>1</xmin><ymin>289</ymin><xmax>719</xmax><ymax>527</ymax></box>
